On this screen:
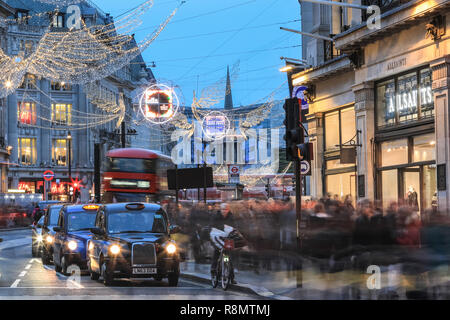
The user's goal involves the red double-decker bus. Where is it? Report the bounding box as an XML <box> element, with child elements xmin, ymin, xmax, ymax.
<box><xmin>102</xmin><ymin>148</ymin><xmax>175</xmax><ymax>203</ymax></box>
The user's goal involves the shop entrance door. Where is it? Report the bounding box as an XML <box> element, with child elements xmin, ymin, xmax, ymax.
<box><xmin>400</xmin><ymin>166</ymin><xmax>420</xmax><ymax>211</ymax></box>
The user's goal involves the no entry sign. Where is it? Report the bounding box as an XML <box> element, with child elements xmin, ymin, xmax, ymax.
<box><xmin>43</xmin><ymin>170</ymin><xmax>55</xmax><ymax>181</ymax></box>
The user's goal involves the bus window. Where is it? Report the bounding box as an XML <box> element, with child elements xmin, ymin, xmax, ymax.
<box><xmin>105</xmin><ymin>157</ymin><xmax>156</xmax><ymax>174</ymax></box>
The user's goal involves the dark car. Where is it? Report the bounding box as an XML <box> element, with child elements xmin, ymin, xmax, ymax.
<box><xmin>52</xmin><ymin>204</ymin><xmax>98</xmax><ymax>275</ymax></box>
<box><xmin>41</xmin><ymin>204</ymin><xmax>65</xmax><ymax>265</ymax></box>
<box><xmin>87</xmin><ymin>202</ymin><xmax>181</xmax><ymax>286</ymax></box>
<box><xmin>31</xmin><ymin>215</ymin><xmax>45</xmax><ymax>257</ymax></box>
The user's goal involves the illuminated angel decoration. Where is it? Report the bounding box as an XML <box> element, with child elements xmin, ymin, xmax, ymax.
<box><xmin>0</xmin><ymin>0</ymin><xmax>182</xmax><ymax>98</ymax></box>
<box><xmin>84</xmin><ymin>82</ymin><xmax>126</xmax><ymax>128</ymax></box>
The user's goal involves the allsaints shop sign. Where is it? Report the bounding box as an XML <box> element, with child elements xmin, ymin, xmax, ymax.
<box><xmin>386</xmin><ymin>85</ymin><xmax>433</xmax><ymax>116</ymax></box>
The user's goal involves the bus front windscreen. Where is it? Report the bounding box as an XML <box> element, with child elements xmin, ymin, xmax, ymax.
<box><xmin>105</xmin><ymin>157</ymin><xmax>156</xmax><ymax>174</ymax></box>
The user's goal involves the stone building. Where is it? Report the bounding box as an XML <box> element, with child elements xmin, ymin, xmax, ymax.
<box><xmin>293</xmin><ymin>0</ymin><xmax>450</xmax><ymax>212</ymax></box>
<box><xmin>0</xmin><ymin>0</ymin><xmax>153</xmax><ymax>200</ymax></box>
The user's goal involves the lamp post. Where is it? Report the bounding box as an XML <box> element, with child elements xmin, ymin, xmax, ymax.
<box><xmin>67</xmin><ymin>131</ymin><xmax>72</xmax><ymax>202</ymax></box>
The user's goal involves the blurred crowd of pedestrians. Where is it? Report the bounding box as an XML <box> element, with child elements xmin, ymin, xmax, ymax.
<box><xmin>164</xmin><ymin>195</ymin><xmax>450</xmax><ymax>298</ymax></box>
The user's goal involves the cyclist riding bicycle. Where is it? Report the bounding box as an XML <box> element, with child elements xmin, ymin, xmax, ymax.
<box><xmin>209</xmin><ymin>203</ymin><xmax>237</xmax><ymax>284</ymax></box>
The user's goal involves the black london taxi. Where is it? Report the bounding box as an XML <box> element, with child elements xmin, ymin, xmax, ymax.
<box><xmin>87</xmin><ymin>202</ymin><xmax>181</xmax><ymax>286</ymax></box>
<box><xmin>52</xmin><ymin>204</ymin><xmax>98</xmax><ymax>275</ymax></box>
<box><xmin>41</xmin><ymin>204</ymin><xmax>65</xmax><ymax>265</ymax></box>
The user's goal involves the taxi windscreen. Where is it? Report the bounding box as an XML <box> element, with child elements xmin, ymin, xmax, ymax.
<box><xmin>67</xmin><ymin>212</ymin><xmax>97</xmax><ymax>232</ymax></box>
<box><xmin>107</xmin><ymin>211</ymin><xmax>166</xmax><ymax>234</ymax></box>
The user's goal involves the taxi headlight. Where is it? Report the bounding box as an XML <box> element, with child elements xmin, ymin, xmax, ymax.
<box><xmin>46</xmin><ymin>235</ymin><xmax>54</xmax><ymax>244</ymax></box>
<box><xmin>109</xmin><ymin>244</ymin><xmax>121</xmax><ymax>255</ymax></box>
<box><xmin>88</xmin><ymin>242</ymin><xmax>94</xmax><ymax>251</ymax></box>
<box><xmin>67</xmin><ymin>240</ymin><xmax>77</xmax><ymax>251</ymax></box>
<box><xmin>166</xmin><ymin>243</ymin><xmax>177</xmax><ymax>254</ymax></box>
<box><xmin>37</xmin><ymin>235</ymin><xmax>43</xmax><ymax>242</ymax></box>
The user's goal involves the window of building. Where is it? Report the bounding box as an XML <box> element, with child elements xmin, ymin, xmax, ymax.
<box><xmin>17</xmin><ymin>102</ymin><xmax>37</xmax><ymax>125</ymax></box>
<box><xmin>326</xmin><ymin>172</ymin><xmax>356</xmax><ymax>201</ymax></box>
<box><xmin>413</xmin><ymin>133</ymin><xmax>435</xmax><ymax>163</ymax></box>
<box><xmin>325</xmin><ymin>111</ymin><xmax>340</xmax><ymax>150</ymax></box>
<box><xmin>52</xmin><ymin>139</ymin><xmax>67</xmax><ymax>166</ymax></box>
<box><xmin>18</xmin><ymin>138</ymin><xmax>37</xmax><ymax>165</ymax></box>
<box><xmin>376</xmin><ymin>67</ymin><xmax>434</xmax><ymax>128</ymax></box>
<box><xmin>341</xmin><ymin>107</ymin><xmax>356</xmax><ymax>144</ymax></box>
<box><xmin>51</xmin><ymin>81</ymin><xmax>72</xmax><ymax>91</ymax></box>
<box><xmin>17</xmin><ymin>10</ymin><xmax>30</xmax><ymax>24</ymax></box>
<box><xmin>381</xmin><ymin>169</ymin><xmax>398</xmax><ymax>208</ymax></box>
<box><xmin>380</xmin><ymin>139</ymin><xmax>408</xmax><ymax>167</ymax></box>
<box><xmin>51</xmin><ymin>103</ymin><xmax>72</xmax><ymax>125</ymax></box>
<box><xmin>51</xmin><ymin>13</ymin><xmax>65</xmax><ymax>28</ymax></box>
<box><xmin>324</xmin><ymin>107</ymin><xmax>356</xmax><ymax>150</ymax></box>
<box><xmin>19</xmin><ymin>74</ymin><xmax>36</xmax><ymax>90</ymax></box>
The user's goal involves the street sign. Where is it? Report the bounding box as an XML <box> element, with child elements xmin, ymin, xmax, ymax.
<box><xmin>229</xmin><ymin>165</ymin><xmax>240</xmax><ymax>175</ymax></box>
<box><xmin>43</xmin><ymin>170</ymin><xmax>55</xmax><ymax>181</ymax></box>
<box><xmin>228</xmin><ymin>165</ymin><xmax>240</xmax><ymax>183</ymax></box>
<box><xmin>300</xmin><ymin>160</ymin><xmax>311</xmax><ymax>175</ymax></box>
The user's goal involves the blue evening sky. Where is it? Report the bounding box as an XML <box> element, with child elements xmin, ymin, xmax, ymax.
<box><xmin>93</xmin><ymin>0</ymin><xmax>301</xmax><ymax>107</ymax></box>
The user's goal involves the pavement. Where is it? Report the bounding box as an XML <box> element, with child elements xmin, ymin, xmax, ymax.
<box><xmin>180</xmin><ymin>254</ymin><xmax>450</xmax><ymax>300</ymax></box>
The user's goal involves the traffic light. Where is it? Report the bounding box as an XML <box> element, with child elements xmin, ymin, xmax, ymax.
<box><xmin>297</xmin><ymin>142</ymin><xmax>314</xmax><ymax>161</ymax></box>
<box><xmin>265</xmin><ymin>184</ymin><xmax>270</xmax><ymax>196</ymax></box>
<box><xmin>283</xmin><ymin>98</ymin><xmax>301</xmax><ymax>161</ymax></box>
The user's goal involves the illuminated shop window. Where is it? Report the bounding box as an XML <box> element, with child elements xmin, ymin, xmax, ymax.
<box><xmin>376</xmin><ymin>67</ymin><xmax>434</xmax><ymax>128</ymax></box>
<box><xmin>324</xmin><ymin>107</ymin><xmax>356</xmax><ymax>151</ymax></box>
<box><xmin>380</xmin><ymin>139</ymin><xmax>408</xmax><ymax>167</ymax></box>
<box><xmin>52</xmin><ymin>139</ymin><xmax>67</xmax><ymax>166</ymax></box>
<box><xmin>17</xmin><ymin>102</ymin><xmax>37</xmax><ymax>125</ymax></box>
<box><xmin>51</xmin><ymin>103</ymin><xmax>72</xmax><ymax>125</ymax></box>
<box><xmin>18</xmin><ymin>138</ymin><xmax>37</xmax><ymax>165</ymax></box>
<box><xmin>413</xmin><ymin>133</ymin><xmax>435</xmax><ymax>163</ymax></box>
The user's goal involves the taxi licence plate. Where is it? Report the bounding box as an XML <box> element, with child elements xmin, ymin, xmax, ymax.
<box><xmin>133</xmin><ymin>268</ymin><xmax>157</xmax><ymax>274</ymax></box>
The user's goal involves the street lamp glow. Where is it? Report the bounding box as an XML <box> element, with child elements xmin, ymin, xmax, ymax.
<box><xmin>279</xmin><ymin>65</ymin><xmax>294</xmax><ymax>72</ymax></box>
<box><xmin>67</xmin><ymin>132</ymin><xmax>72</xmax><ymax>140</ymax></box>
<box><xmin>5</xmin><ymin>80</ymin><xmax>12</xmax><ymax>88</ymax></box>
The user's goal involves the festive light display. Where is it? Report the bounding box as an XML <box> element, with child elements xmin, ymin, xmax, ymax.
<box><xmin>138</xmin><ymin>83</ymin><xmax>180</xmax><ymax>124</ymax></box>
<box><xmin>0</xmin><ymin>0</ymin><xmax>181</xmax><ymax>98</ymax></box>
<box><xmin>202</xmin><ymin>111</ymin><xmax>230</xmax><ymax>140</ymax></box>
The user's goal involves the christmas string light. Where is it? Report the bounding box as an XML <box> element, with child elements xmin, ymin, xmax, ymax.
<box><xmin>0</xmin><ymin>0</ymin><xmax>181</xmax><ymax>98</ymax></box>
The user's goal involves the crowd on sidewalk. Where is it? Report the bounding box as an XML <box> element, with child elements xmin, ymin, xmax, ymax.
<box><xmin>164</xmin><ymin>195</ymin><xmax>450</xmax><ymax>297</ymax></box>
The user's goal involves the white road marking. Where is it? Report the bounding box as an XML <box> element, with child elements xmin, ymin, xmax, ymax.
<box><xmin>25</xmin><ymin>264</ymin><xmax>32</xmax><ymax>270</ymax></box>
<box><xmin>29</xmin><ymin>258</ymin><xmax>41</xmax><ymax>264</ymax></box>
<box><xmin>10</xmin><ymin>279</ymin><xmax>21</xmax><ymax>288</ymax></box>
<box><xmin>67</xmin><ymin>280</ymin><xmax>84</xmax><ymax>289</ymax></box>
<box><xmin>19</xmin><ymin>271</ymin><xmax>27</xmax><ymax>277</ymax></box>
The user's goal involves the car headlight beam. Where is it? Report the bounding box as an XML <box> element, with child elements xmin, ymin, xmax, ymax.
<box><xmin>67</xmin><ymin>240</ymin><xmax>77</xmax><ymax>251</ymax></box>
<box><xmin>109</xmin><ymin>244</ymin><xmax>121</xmax><ymax>255</ymax></box>
<box><xmin>37</xmin><ymin>235</ymin><xmax>43</xmax><ymax>242</ymax></box>
<box><xmin>46</xmin><ymin>235</ymin><xmax>54</xmax><ymax>244</ymax></box>
<box><xmin>166</xmin><ymin>243</ymin><xmax>176</xmax><ymax>254</ymax></box>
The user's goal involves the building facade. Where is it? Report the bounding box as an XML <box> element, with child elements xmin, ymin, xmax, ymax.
<box><xmin>0</xmin><ymin>0</ymin><xmax>153</xmax><ymax>201</ymax></box>
<box><xmin>294</xmin><ymin>0</ymin><xmax>450</xmax><ymax>212</ymax></box>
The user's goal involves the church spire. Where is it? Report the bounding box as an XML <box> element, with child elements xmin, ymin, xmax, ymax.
<box><xmin>224</xmin><ymin>65</ymin><xmax>233</xmax><ymax>110</ymax></box>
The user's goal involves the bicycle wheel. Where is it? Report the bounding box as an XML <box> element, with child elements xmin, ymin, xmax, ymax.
<box><xmin>211</xmin><ymin>255</ymin><xmax>221</xmax><ymax>288</ymax></box>
<box><xmin>221</xmin><ymin>253</ymin><xmax>231</xmax><ymax>290</ymax></box>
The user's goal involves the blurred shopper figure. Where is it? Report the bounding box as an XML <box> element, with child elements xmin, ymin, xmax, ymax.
<box><xmin>352</xmin><ymin>199</ymin><xmax>374</xmax><ymax>247</ymax></box>
<box><xmin>32</xmin><ymin>204</ymin><xmax>43</xmax><ymax>225</ymax></box>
